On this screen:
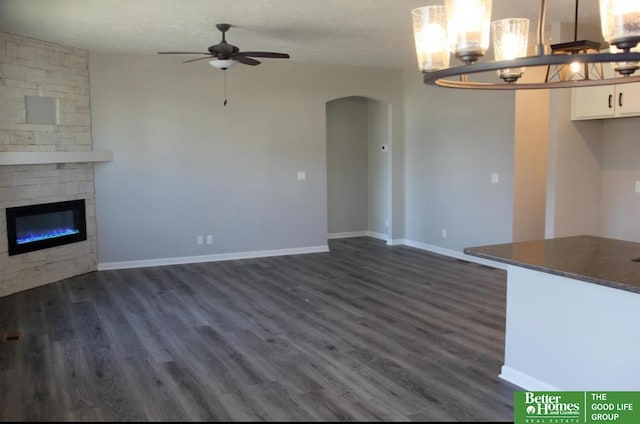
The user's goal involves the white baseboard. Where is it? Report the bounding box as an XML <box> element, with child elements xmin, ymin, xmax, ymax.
<box><xmin>400</xmin><ymin>239</ymin><xmax>507</xmax><ymax>270</ymax></box>
<box><xmin>499</xmin><ymin>365</ymin><xmax>560</xmax><ymax>391</ymax></box>
<box><xmin>100</xmin><ymin>236</ymin><xmax>505</xmax><ymax>272</ymax></box>
<box><xmin>98</xmin><ymin>245</ymin><xmax>330</xmax><ymax>271</ymax></box>
<box><xmin>386</xmin><ymin>239</ymin><xmax>405</xmax><ymax>246</ymax></box>
<box><xmin>328</xmin><ymin>231</ymin><xmax>391</xmax><ymax>244</ymax></box>
<box><xmin>328</xmin><ymin>231</ymin><xmax>369</xmax><ymax>239</ymax></box>
<box><xmin>328</xmin><ymin>234</ymin><xmax>505</xmax><ymax>269</ymax></box>
<box><xmin>367</xmin><ymin>231</ymin><xmax>389</xmax><ymax>242</ymax></box>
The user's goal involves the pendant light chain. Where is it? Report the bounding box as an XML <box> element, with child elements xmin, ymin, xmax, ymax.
<box><xmin>574</xmin><ymin>0</ymin><xmax>579</xmax><ymax>42</ymax></box>
<box><xmin>223</xmin><ymin>71</ymin><xmax>228</xmax><ymax>106</ymax></box>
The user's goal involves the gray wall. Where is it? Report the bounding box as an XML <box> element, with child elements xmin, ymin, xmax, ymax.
<box><xmin>601</xmin><ymin>117</ymin><xmax>640</xmax><ymax>242</ymax></box>
<box><xmin>367</xmin><ymin>99</ymin><xmax>390</xmax><ymax>235</ymax></box>
<box><xmin>546</xmin><ymin>90</ymin><xmax>604</xmax><ymax>238</ymax></box>
<box><xmin>402</xmin><ymin>69</ymin><xmax>515</xmax><ymax>251</ymax></box>
<box><xmin>326</xmin><ymin>97</ymin><xmax>369</xmax><ymax>234</ymax></box>
<box><xmin>537</xmin><ymin>21</ymin><xmax>603</xmax><ymax>240</ymax></box>
<box><xmin>542</xmin><ymin>87</ymin><xmax>640</xmax><ymax>243</ymax></box>
<box><xmin>513</xmin><ymin>68</ymin><xmax>549</xmax><ymax>242</ymax></box>
<box><xmin>90</xmin><ymin>53</ymin><xmax>403</xmax><ymax>263</ymax></box>
<box><xmin>91</xmin><ymin>43</ymin><xmax>638</xmax><ymax>264</ymax></box>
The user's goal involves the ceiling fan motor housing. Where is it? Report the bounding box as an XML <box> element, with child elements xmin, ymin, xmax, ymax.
<box><xmin>208</xmin><ymin>42</ymin><xmax>238</xmax><ymax>58</ymax></box>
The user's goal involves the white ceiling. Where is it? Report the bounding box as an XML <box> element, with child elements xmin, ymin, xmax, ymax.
<box><xmin>0</xmin><ymin>0</ymin><xmax>602</xmax><ymax>69</ymax></box>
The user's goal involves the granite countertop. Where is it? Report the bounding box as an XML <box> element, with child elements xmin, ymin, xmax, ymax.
<box><xmin>464</xmin><ymin>235</ymin><xmax>640</xmax><ymax>294</ymax></box>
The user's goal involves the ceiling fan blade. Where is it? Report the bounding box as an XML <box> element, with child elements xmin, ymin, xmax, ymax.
<box><xmin>237</xmin><ymin>51</ymin><xmax>290</xmax><ymax>59</ymax></box>
<box><xmin>157</xmin><ymin>51</ymin><xmax>210</xmax><ymax>55</ymax></box>
<box><xmin>234</xmin><ymin>55</ymin><xmax>261</xmax><ymax>66</ymax></box>
<box><xmin>181</xmin><ymin>56</ymin><xmax>215</xmax><ymax>63</ymax></box>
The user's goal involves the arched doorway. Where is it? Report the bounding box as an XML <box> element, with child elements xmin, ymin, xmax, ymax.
<box><xmin>326</xmin><ymin>96</ymin><xmax>392</xmax><ymax>243</ymax></box>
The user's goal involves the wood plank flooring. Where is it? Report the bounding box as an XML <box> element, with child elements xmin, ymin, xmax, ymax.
<box><xmin>0</xmin><ymin>237</ymin><xmax>518</xmax><ymax>421</ymax></box>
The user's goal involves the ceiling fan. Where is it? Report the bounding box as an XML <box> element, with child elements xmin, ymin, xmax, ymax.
<box><xmin>157</xmin><ymin>23</ymin><xmax>290</xmax><ymax>70</ymax></box>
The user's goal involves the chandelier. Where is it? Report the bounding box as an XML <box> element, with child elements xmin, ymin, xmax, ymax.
<box><xmin>411</xmin><ymin>0</ymin><xmax>640</xmax><ymax>89</ymax></box>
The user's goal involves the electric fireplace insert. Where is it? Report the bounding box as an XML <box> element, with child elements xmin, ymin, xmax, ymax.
<box><xmin>6</xmin><ymin>199</ymin><xmax>87</xmax><ymax>256</ymax></box>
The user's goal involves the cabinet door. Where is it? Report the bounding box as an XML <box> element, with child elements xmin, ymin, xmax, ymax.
<box><xmin>571</xmin><ymin>85</ymin><xmax>616</xmax><ymax>120</ymax></box>
<box><xmin>615</xmin><ymin>83</ymin><xmax>640</xmax><ymax>118</ymax></box>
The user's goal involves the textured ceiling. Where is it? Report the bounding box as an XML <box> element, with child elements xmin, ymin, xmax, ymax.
<box><xmin>0</xmin><ymin>0</ymin><xmax>602</xmax><ymax>68</ymax></box>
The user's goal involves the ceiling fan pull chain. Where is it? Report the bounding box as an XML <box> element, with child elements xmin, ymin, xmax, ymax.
<box><xmin>223</xmin><ymin>71</ymin><xmax>228</xmax><ymax>106</ymax></box>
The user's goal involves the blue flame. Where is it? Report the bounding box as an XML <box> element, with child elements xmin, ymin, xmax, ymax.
<box><xmin>17</xmin><ymin>228</ymin><xmax>80</xmax><ymax>244</ymax></box>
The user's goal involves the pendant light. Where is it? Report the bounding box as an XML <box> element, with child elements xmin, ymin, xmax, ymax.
<box><xmin>545</xmin><ymin>0</ymin><xmax>604</xmax><ymax>83</ymax></box>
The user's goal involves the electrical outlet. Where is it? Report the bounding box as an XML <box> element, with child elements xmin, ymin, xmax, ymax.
<box><xmin>442</xmin><ymin>229</ymin><xmax>447</xmax><ymax>239</ymax></box>
<box><xmin>197</xmin><ymin>235</ymin><xmax>203</xmax><ymax>245</ymax></box>
<box><xmin>297</xmin><ymin>171</ymin><xmax>306</xmax><ymax>180</ymax></box>
<box><xmin>491</xmin><ymin>173</ymin><xmax>500</xmax><ymax>184</ymax></box>
<box><xmin>206</xmin><ymin>235</ymin><xmax>213</xmax><ymax>245</ymax></box>
<box><xmin>635</xmin><ymin>180</ymin><xmax>640</xmax><ymax>193</ymax></box>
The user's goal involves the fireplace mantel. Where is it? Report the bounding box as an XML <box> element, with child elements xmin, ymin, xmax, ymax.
<box><xmin>0</xmin><ymin>151</ymin><xmax>113</xmax><ymax>166</ymax></box>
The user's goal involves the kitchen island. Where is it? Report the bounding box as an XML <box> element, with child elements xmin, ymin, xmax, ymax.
<box><xmin>464</xmin><ymin>235</ymin><xmax>640</xmax><ymax>391</ymax></box>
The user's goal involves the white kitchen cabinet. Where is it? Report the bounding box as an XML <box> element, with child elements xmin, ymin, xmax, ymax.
<box><xmin>615</xmin><ymin>83</ymin><xmax>640</xmax><ymax>117</ymax></box>
<box><xmin>572</xmin><ymin>81</ymin><xmax>640</xmax><ymax>120</ymax></box>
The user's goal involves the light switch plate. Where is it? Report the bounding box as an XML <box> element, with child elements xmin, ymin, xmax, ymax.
<box><xmin>491</xmin><ymin>173</ymin><xmax>500</xmax><ymax>184</ymax></box>
<box><xmin>635</xmin><ymin>180</ymin><xmax>640</xmax><ymax>193</ymax></box>
<box><xmin>297</xmin><ymin>171</ymin><xmax>306</xmax><ymax>180</ymax></box>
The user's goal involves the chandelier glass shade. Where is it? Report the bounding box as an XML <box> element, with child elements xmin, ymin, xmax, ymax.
<box><xmin>445</xmin><ymin>0</ymin><xmax>493</xmax><ymax>64</ymax></box>
<box><xmin>412</xmin><ymin>6</ymin><xmax>450</xmax><ymax>71</ymax></box>
<box><xmin>491</xmin><ymin>18</ymin><xmax>530</xmax><ymax>82</ymax></box>
<box><xmin>412</xmin><ymin>0</ymin><xmax>640</xmax><ymax>90</ymax></box>
<box><xmin>600</xmin><ymin>0</ymin><xmax>640</xmax><ymax>49</ymax></box>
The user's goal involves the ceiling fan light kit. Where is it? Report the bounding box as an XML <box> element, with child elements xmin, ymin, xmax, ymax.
<box><xmin>209</xmin><ymin>59</ymin><xmax>238</xmax><ymax>70</ymax></box>
<box><xmin>412</xmin><ymin>0</ymin><xmax>640</xmax><ymax>90</ymax></box>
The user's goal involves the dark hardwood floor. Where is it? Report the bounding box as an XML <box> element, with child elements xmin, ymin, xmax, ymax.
<box><xmin>0</xmin><ymin>237</ymin><xmax>518</xmax><ymax>421</ymax></box>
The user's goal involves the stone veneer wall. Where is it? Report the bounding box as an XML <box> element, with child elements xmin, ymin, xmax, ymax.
<box><xmin>0</xmin><ymin>32</ymin><xmax>97</xmax><ymax>297</ymax></box>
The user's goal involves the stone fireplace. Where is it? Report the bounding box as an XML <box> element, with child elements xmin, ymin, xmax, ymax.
<box><xmin>0</xmin><ymin>32</ymin><xmax>98</xmax><ymax>297</ymax></box>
